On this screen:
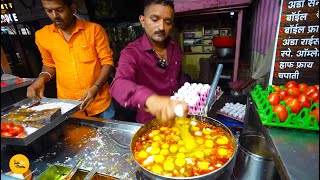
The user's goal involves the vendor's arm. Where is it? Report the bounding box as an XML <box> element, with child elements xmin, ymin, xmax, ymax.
<box><xmin>27</xmin><ymin>66</ymin><xmax>55</xmax><ymax>99</ymax></box>
<box><xmin>27</xmin><ymin>32</ymin><xmax>56</xmax><ymax>99</ymax></box>
<box><xmin>80</xmin><ymin>64</ymin><xmax>113</xmax><ymax>110</ymax></box>
<box><xmin>110</xmin><ymin>50</ymin><xmax>188</xmax><ymax>123</ymax></box>
<box><xmin>80</xmin><ymin>25</ymin><xmax>114</xmax><ymax>110</ymax></box>
<box><xmin>145</xmin><ymin>95</ymin><xmax>188</xmax><ymax>124</ymax></box>
<box><xmin>111</xmin><ymin>50</ymin><xmax>155</xmax><ymax>110</ymax></box>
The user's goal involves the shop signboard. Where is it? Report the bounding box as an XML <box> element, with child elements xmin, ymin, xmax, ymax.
<box><xmin>270</xmin><ymin>0</ymin><xmax>319</xmax><ymax>85</ymax></box>
<box><xmin>1</xmin><ymin>0</ymin><xmax>19</xmax><ymax>26</ymax></box>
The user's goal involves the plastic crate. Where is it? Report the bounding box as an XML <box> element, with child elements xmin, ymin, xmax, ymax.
<box><xmin>251</xmin><ymin>85</ymin><xmax>319</xmax><ymax>131</ymax></box>
<box><xmin>216</xmin><ymin>114</ymin><xmax>244</xmax><ymax>135</ymax></box>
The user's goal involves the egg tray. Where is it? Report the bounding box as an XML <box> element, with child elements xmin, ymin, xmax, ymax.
<box><xmin>251</xmin><ymin>85</ymin><xmax>319</xmax><ymax>131</ymax></box>
<box><xmin>216</xmin><ymin>111</ymin><xmax>244</xmax><ymax>123</ymax></box>
<box><xmin>1</xmin><ymin>98</ymin><xmax>81</xmax><ymax>146</ymax></box>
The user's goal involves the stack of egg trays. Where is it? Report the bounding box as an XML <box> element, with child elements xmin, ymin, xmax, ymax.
<box><xmin>251</xmin><ymin>85</ymin><xmax>319</xmax><ymax>131</ymax></box>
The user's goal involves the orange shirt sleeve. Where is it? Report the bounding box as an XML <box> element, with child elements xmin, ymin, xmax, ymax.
<box><xmin>35</xmin><ymin>30</ymin><xmax>56</xmax><ymax>68</ymax></box>
<box><xmin>94</xmin><ymin>25</ymin><xmax>114</xmax><ymax>67</ymax></box>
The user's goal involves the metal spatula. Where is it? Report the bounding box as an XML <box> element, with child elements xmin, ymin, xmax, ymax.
<box><xmin>203</xmin><ymin>64</ymin><xmax>224</xmax><ymax>116</ymax></box>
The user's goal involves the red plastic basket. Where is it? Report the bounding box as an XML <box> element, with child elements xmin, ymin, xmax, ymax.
<box><xmin>212</xmin><ymin>37</ymin><xmax>236</xmax><ymax>48</ymax></box>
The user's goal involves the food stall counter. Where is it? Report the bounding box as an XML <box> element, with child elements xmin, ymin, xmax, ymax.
<box><xmin>1</xmin><ymin>74</ymin><xmax>35</xmax><ymax>94</ymax></box>
<box><xmin>1</xmin><ymin>94</ymin><xmax>239</xmax><ymax>180</ymax></box>
<box><xmin>1</xmin><ymin>115</ymin><xmax>143</xmax><ymax>179</ymax></box>
<box><xmin>3</xmin><ymin>93</ymin><xmax>317</xmax><ymax>179</ymax></box>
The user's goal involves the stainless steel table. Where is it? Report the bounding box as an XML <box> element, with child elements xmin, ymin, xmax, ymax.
<box><xmin>2</xmin><ymin>94</ymin><xmax>317</xmax><ymax>180</ymax></box>
<box><xmin>266</xmin><ymin>127</ymin><xmax>319</xmax><ymax>180</ymax></box>
<box><xmin>248</xmin><ymin>97</ymin><xmax>319</xmax><ymax>180</ymax></box>
<box><xmin>1</xmin><ymin>113</ymin><xmax>236</xmax><ymax>179</ymax></box>
<box><xmin>1</xmin><ymin>78</ymin><xmax>34</xmax><ymax>94</ymax></box>
<box><xmin>1</xmin><ymin>115</ymin><xmax>142</xmax><ymax>179</ymax></box>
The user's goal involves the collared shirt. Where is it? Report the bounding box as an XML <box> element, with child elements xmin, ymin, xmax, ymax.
<box><xmin>35</xmin><ymin>18</ymin><xmax>114</xmax><ymax>116</ymax></box>
<box><xmin>110</xmin><ymin>33</ymin><xmax>186</xmax><ymax>123</ymax></box>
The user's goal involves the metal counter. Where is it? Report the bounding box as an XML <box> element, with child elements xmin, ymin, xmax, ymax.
<box><xmin>1</xmin><ymin>113</ymin><xmax>235</xmax><ymax>180</ymax></box>
<box><xmin>1</xmin><ymin>78</ymin><xmax>34</xmax><ymax>94</ymax></box>
<box><xmin>1</xmin><ymin>115</ymin><xmax>142</xmax><ymax>179</ymax></box>
<box><xmin>1</xmin><ymin>94</ymin><xmax>318</xmax><ymax>180</ymax></box>
<box><xmin>247</xmin><ymin>97</ymin><xmax>319</xmax><ymax>180</ymax></box>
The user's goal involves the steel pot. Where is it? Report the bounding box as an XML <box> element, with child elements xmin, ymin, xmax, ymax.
<box><xmin>215</xmin><ymin>48</ymin><xmax>235</xmax><ymax>59</ymax></box>
<box><xmin>130</xmin><ymin>115</ymin><xmax>237</xmax><ymax>180</ymax></box>
<box><xmin>232</xmin><ymin>131</ymin><xmax>276</xmax><ymax>180</ymax></box>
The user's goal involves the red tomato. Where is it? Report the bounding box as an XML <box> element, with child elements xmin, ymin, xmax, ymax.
<box><xmin>287</xmin><ymin>87</ymin><xmax>300</xmax><ymax>97</ymax></box>
<box><xmin>272</xmin><ymin>85</ymin><xmax>281</xmax><ymax>92</ymax></box>
<box><xmin>267</xmin><ymin>92</ymin><xmax>281</xmax><ymax>106</ymax></box>
<box><xmin>309</xmin><ymin>108</ymin><xmax>319</xmax><ymax>123</ymax></box>
<box><xmin>285</xmin><ymin>81</ymin><xmax>298</xmax><ymax>88</ymax></box>
<box><xmin>314</xmin><ymin>99</ymin><xmax>319</xmax><ymax>104</ymax></box>
<box><xmin>278</xmin><ymin>90</ymin><xmax>288</xmax><ymax>99</ymax></box>
<box><xmin>309</xmin><ymin>91</ymin><xmax>319</xmax><ymax>102</ymax></box>
<box><xmin>283</xmin><ymin>95</ymin><xmax>295</xmax><ymax>104</ymax></box>
<box><xmin>1</xmin><ymin>122</ymin><xmax>14</xmax><ymax>132</ymax></box>
<box><xmin>314</xmin><ymin>85</ymin><xmax>319</xmax><ymax>91</ymax></box>
<box><xmin>305</xmin><ymin>86</ymin><xmax>317</xmax><ymax>96</ymax></box>
<box><xmin>298</xmin><ymin>83</ymin><xmax>309</xmax><ymax>92</ymax></box>
<box><xmin>16</xmin><ymin>133</ymin><xmax>28</xmax><ymax>138</ymax></box>
<box><xmin>9</xmin><ymin>125</ymin><xmax>25</xmax><ymax>136</ymax></box>
<box><xmin>1</xmin><ymin>132</ymin><xmax>14</xmax><ymax>137</ymax></box>
<box><xmin>273</xmin><ymin>105</ymin><xmax>288</xmax><ymax>122</ymax></box>
<box><xmin>298</xmin><ymin>93</ymin><xmax>312</xmax><ymax>108</ymax></box>
<box><xmin>286</xmin><ymin>98</ymin><xmax>302</xmax><ymax>114</ymax></box>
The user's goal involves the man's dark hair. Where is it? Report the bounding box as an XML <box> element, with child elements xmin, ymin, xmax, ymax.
<box><xmin>42</xmin><ymin>0</ymin><xmax>73</xmax><ymax>6</ymax></box>
<box><xmin>63</xmin><ymin>0</ymin><xmax>73</xmax><ymax>6</ymax></box>
<box><xmin>144</xmin><ymin>0</ymin><xmax>174</xmax><ymax>10</ymax></box>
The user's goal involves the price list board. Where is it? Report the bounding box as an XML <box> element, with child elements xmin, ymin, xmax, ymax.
<box><xmin>271</xmin><ymin>0</ymin><xmax>319</xmax><ymax>85</ymax></box>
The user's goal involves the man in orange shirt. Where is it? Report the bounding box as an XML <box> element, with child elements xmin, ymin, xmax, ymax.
<box><xmin>27</xmin><ymin>0</ymin><xmax>115</xmax><ymax>118</ymax></box>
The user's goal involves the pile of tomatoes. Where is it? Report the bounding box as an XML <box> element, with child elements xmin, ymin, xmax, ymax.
<box><xmin>267</xmin><ymin>81</ymin><xmax>319</xmax><ymax>122</ymax></box>
<box><xmin>1</xmin><ymin>122</ymin><xmax>27</xmax><ymax>138</ymax></box>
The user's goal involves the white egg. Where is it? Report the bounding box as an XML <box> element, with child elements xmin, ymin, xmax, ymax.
<box><xmin>204</xmin><ymin>84</ymin><xmax>210</xmax><ymax>89</ymax></box>
<box><xmin>178</xmin><ymin>89</ymin><xmax>184</xmax><ymax>94</ymax></box>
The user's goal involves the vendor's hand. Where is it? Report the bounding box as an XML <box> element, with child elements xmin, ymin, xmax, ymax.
<box><xmin>145</xmin><ymin>95</ymin><xmax>188</xmax><ymax>125</ymax></box>
<box><xmin>80</xmin><ymin>85</ymin><xmax>99</xmax><ymax>110</ymax></box>
<box><xmin>27</xmin><ymin>81</ymin><xmax>45</xmax><ymax>100</ymax></box>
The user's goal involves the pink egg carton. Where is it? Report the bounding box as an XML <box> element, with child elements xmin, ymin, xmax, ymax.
<box><xmin>188</xmin><ymin>86</ymin><xmax>223</xmax><ymax>115</ymax></box>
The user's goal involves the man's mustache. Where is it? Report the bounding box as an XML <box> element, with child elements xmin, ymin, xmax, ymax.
<box><xmin>154</xmin><ymin>31</ymin><xmax>165</xmax><ymax>35</ymax></box>
<box><xmin>54</xmin><ymin>19</ymin><xmax>63</xmax><ymax>23</ymax></box>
